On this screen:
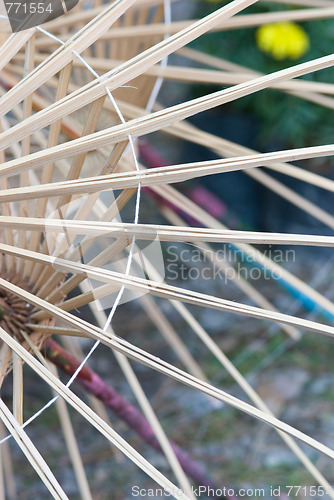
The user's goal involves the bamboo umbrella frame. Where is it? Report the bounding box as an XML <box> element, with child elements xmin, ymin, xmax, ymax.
<box><xmin>1</xmin><ymin>0</ymin><xmax>334</xmax><ymax>498</ymax></box>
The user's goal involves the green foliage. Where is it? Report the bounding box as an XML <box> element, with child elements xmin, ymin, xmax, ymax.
<box><xmin>192</xmin><ymin>1</ymin><xmax>334</xmax><ymax>148</ymax></box>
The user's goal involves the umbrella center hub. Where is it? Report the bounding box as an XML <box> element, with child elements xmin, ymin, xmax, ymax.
<box><xmin>0</xmin><ymin>269</ymin><xmax>33</xmax><ymax>339</ymax></box>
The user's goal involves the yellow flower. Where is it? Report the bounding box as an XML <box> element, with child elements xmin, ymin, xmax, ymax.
<box><xmin>256</xmin><ymin>21</ymin><xmax>309</xmax><ymax>60</ymax></box>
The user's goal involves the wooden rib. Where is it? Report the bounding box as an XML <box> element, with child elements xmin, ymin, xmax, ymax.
<box><xmin>0</xmin><ymin>65</ymin><xmax>83</xmax><ymax>141</ymax></box>
<box><xmin>132</xmin><ymin>3</ymin><xmax>165</xmax><ymax>106</ymax></box>
<box><xmin>120</xmin><ymin>6</ymin><xmax>136</xmax><ymax>61</ymax></box>
<box><xmin>26</xmin><ymin>324</ymin><xmax>90</xmax><ymax>338</ymax></box>
<box><xmin>265</xmin><ymin>0</ymin><xmax>333</xmax><ymax>7</ymax></box>
<box><xmin>0</xmin><ymin>133</ymin><xmax>329</xmax><ymax>336</ymax></box>
<box><xmin>2</xmin><ymin>141</ymin><xmax>334</xmax><ymax>198</ymax></box>
<box><xmin>91</xmin><ymin>0</ymin><xmax>106</xmax><ymax>60</ymax></box>
<box><xmin>112</xmin><ymin>6</ymin><xmax>334</xmax><ymax>38</ymax></box>
<box><xmin>0</xmin><ymin>119</ymin><xmax>15</xmax><ymax>272</ymax></box>
<box><xmin>159</xmin><ymin>100</ymin><xmax>334</xmax><ymax>193</ymax></box>
<box><xmin>31</xmin><ymin>184</ymin><xmax>131</xmax><ymax>287</ymax></box>
<box><xmin>34</xmin><ymin>238</ymin><xmax>128</xmax><ymax>302</ymax></box>
<box><xmin>34</xmin><ymin>62</ymin><xmax>73</xmax><ymax>200</ymax></box>
<box><xmin>146</xmin><ymin>264</ymin><xmax>333</xmax><ymax>494</ymax></box>
<box><xmin>33</xmin><ymin>189</ymin><xmax>134</xmax><ymax>300</ymax></box>
<box><xmin>20</xmin><ymin>330</ymin><xmax>93</xmax><ymax>500</ymax></box>
<box><xmin>175</xmin><ymin>49</ymin><xmax>334</xmax><ymax>98</ymax></box>
<box><xmin>247</xmin><ymin>167</ymin><xmax>334</xmax><ymax>229</ymax></box>
<box><xmin>40</xmin><ymin>0</ymin><xmax>171</xmax><ymax>35</ymax></box>
<box><xmin>51</xmin><ymin>282</ymin><xmax>120</xmax><ymax>312</ymax></box>
<box><xmin>1</xmin><ymin>215</ymin><xmax>334</xmax><ymax>246</ymax></box>
<box><xmin>14</xmin><ymin>52</ymin><xmax>334</xmax><ymax>100</ymax></box>
<box><xmin>0</xmin><ymin>397</ymin><xmax>69</xmax><ymax>499</ymax></box>
<box><xmin>3</xmin><ymin>72</ymin><xmax>334</xmax><ymax>178</ymax></box>
<box><xmin>0</xmin><ymin>344</ymin><xmax>14</xmax><ymax>390</ymax></box>
<box><xmin>33</xmin><ymin>7</ymin><xmax>334</xmax><ymax>43</ymax></box>
<box><xmin>29</xmin><ymin>92</ymin><xmax>106</xmax><ymax>282</ymax></box>
<box><xmin>162</xmin><ymin>207</ymin><xmax>299</xmax><ymax>339</ymax></box>
<box><xmin>33</xmin><ymin>235</ymin><xmax>128</xmax><ymax>300</ymax></box>
<box><xmin>140</xmin><ymin>294</ymin><xmax>209</xmax><ymax>381</ymax></box>
<box><xmin>0</xmin><ymin>327</ymin><xmax>192</xmax><ymax>500</ymax></box>
<box><xmin>1</xmin><ymin>94</ymin><xmax>329</xmax><ymax>332</ymax></box>
<box><xmin>130</xmin><ymin>4</ymin><xmax>153</xmax><ymax>64</ymax></box>
<box><xmin>56</xmin><ymin>95</ymin><xmax>106</xmax><ymax>209</ymax></box>
<box><xmin>1</xmin><ymin>248</ymin><xmax>334</xmax><ymax>336</ymax></box>
<box><xmin>25</xmin><ymin>62</ymin><xmax>73</xmax><ymax>279</ymax></box>
<box><xmin>18</xmin><ymin>34</ymin><xmax>35</xmax><ymax>276</ymax></box>
<box><xmin>35</xmin><ymin>239</ymin><xmax>129</xmax><ymax>307</ymax></box>
<box><xmin>170</xmin><ymin>48</ymin><xmax>334</xmax><ymax>191</ymax></box>
<box><xmin>171</xmin><ymin>45</ymin><xmax>334</xmax><ymax>181</ymax></box>
<box><xmin>127</xmin><ymin>230</ymin><xmax>299</xmax><ymax>356</ymax></box>
<box><xmin>12</xmin><ymin>353</ymin><xmax>24</xmax><ymax>426</ymax></box>
<box><xmin>31</xmin><ymin>163</ymin><xmax>131</xmax><ymax>277</ymax></box>
<box><xmin>1</xmin><ymin>0</ymin><xmax>282</xmax><ymax>152</ymax></box>
<box><xmin>0</xmin><ymin>29</ymin><xmax>35</xmax><ymax>72</ymax></box>
<box><xmin>0</xmin><ymin>433</ymin><xmax>4</xmax><ymax>500</ymax></box>
<box><xmin>53</xmin><ymin>376</ymin><xmax>93</xmax><ymax>500</ymax></box>
<box><xmin>163</xmin><ymin>295</ymin><xmax>334</xmax><ymax>496</ymax></box>
<box><xmin>109</xmin><ymin>353</ymin><xmax>196</xmax><ymax>499</ymax></box>
<box><xmin>83</xmin><ymin>290</ymin><xmax>196</xmax><ymax>498</ymax></box>
<box><xmin>59</xmin><ymin>336</ymin><xmax>124</xmax><ymax>461</ymax></box>
<box><xmin>153</xmin><ymin>109</ymin><xmax>334</xmax><ymax>230</ymax></box>
<box><xmin>174</xmin><ymin>45</ymin><xmax>334</xmax><ymax>146</ymax></box>
<box><xmin>0</xmin><ymin>0</ymin><xmax>138</xmax><ymax>118</ymax></box>
<box><xmin>142</xmin><ymin>181</ymin><xmax>334</xmax><ymax>322</ymax></box>
<box><xmin>0</xmin><ymin>421</ymin><xmax>16</xmax><ymax>500</ymax></box>
<box><xmin>177</xmin><ymin>44</ymin><xmax>334</xmax><ymax>110</ymax></box>
<box><xmin>0</xmin><ymin>288</ymin><xmax>333</xmax><ymax>461</ymax></box>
